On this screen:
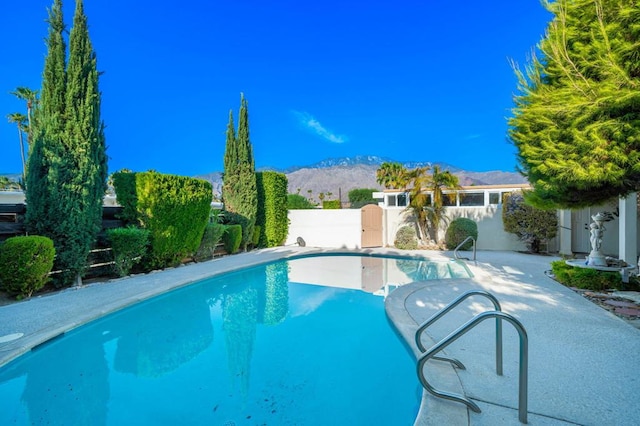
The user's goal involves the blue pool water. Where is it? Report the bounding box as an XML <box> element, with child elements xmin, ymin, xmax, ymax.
<box><xmin>0</xmin><ymin>255</ymin><xmax>471</xmax><ymax>425</ymax></box>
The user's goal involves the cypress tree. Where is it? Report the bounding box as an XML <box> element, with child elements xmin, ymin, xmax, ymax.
<box><xmin>26</xmin><ymin>0</ymin><xmax>66</xmax><ymax>236</ymax></box>
<box><xmin>26</xmin><ymin>0</ymin><xmax>108</xmax><ymax>286</ymax></box>
<box><xmin>222</xmin><ymin>110</ymin><xmax>237</xmax><ymax>186</ymax></box>
<box><xmin>508</xmin><ymin>0</ymin><xmax>640</xmax><ymax>209</ymax></box>
<box><xmin>222</xmin><ymin>94</ymin><xmax>258</xmax><ymax>249</ymax></box>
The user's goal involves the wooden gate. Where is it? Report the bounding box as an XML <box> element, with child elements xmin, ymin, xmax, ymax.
<box><xmin>361</xmin><ymin>204</ymin><xmax>383</xmax><ymax>248</ymax></box>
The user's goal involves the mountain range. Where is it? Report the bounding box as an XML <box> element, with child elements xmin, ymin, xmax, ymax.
<box><xmin>196</xmin><ymin>156</ymin><xmax>527</xmax><ymax>202</ymax></box>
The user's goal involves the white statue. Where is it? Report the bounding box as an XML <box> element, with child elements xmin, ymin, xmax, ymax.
<box><xmin>589</xmin><ymin>222</ymin><xmax>603</xmax><ymax>252</ymax></box>
<box><xmin>587</xmin><ymin>212</ymin><xmax>609</xmax><ymax>266</ymax></box>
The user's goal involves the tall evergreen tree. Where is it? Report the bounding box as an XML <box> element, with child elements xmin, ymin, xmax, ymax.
<box><xmin>509</xmin><ymin>0</ymin><xmax>640</xmax><ymax>209</ymax></box>
<box><xmin>222</xmin><ymin>94</ymin><xmax>258</xmax><ymax>249</ymax></box>
<box><xmin>222</xmin><ymin>110</ymin><xmax>237</xmax><ymax>180</ymax></box>
<box><xmin>26</xmin><ymin>0</ymin><xmax>67</xmax><ymax>238</ymax></box>
<box><xmin>26</xmin><ymin>0</ymin><xmax>107</xmax><ymax>286</ymax></box>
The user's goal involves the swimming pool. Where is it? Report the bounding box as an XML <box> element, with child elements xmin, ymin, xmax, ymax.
<box><xmin>0</xmin><ymin>254</ymin><xmax>471</xmax><ymax>425</ymax></box>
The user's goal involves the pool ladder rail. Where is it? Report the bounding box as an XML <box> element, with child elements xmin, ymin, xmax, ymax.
<box><xmin>415</xmin><ymin>290</ymin><xmax>529</xmax><ymax>424</ymax></box>
<box><xmin>453</xmin><ymin>236</ymin><xmax>476</xmax><ymax>261</ymax></box>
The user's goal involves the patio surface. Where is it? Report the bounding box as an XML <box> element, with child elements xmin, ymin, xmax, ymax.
<box><xmin>0</xmin><ymin>247</ymin><xmax>638</xmax><ymax>425</ymax></box>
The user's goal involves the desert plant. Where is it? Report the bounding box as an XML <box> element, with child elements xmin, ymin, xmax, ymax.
<box><xmin>394</xmin><ymin>226</ymin><xmax>418</xmax><ymax>250</ymax></box>
<box><xmin>222</xmin><ymin>224</ymin><xmax>243</xmax><ymax>254</ymax></box>
<box><xmin>107</xmin><ymin>227</ymin><xmax>150</xmax><ymax>276</ymax></box>
<box><xmin>445</xmin><ymin>218</ymin><xmax>478</xmax><ymax>250</ymax></box>
<box><xmin>0</xmin><ymin>236</ymin><xmax>55</xmax><ymax>299</ymax></box>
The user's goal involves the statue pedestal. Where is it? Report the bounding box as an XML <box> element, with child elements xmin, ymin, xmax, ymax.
<box><xmin>587</xmin><ymin>251</ymin><xmax>607</xmax><ymax>266</ymax></box>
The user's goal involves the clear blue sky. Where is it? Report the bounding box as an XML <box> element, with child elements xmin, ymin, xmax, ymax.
<box><xmin>0</xmin><ymin>0</ymin><xmax>552</xmax><ymax>177</ymax></box>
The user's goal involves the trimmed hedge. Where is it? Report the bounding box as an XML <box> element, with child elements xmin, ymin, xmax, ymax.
<box><xmin>107</xmin><ymin>227</ymin><xmax>150</xmax><ymax>276</ymax></box>
<box><xmin>256</xmin><ymin>171</ymin><xmax>289</xmax><ymax>247</ymax></box>
<box><xmin>223</xmin><ymin>224</ymin><xmax>243</xmax><ymax>254</ymax></box>
<box><xmin>0</xmin><ymin>236</ymin><xmax>55</xmax><ymax>299</ymax></box>
<box><xmin>195</xmin><ymin>222</ymin><xmax>226</xmax><ymax>261</ymax></box>
<box><xmin>394</xmin><ymin>226</ymin><xmax>418</xmax><ymax>250</ymax></box>
<box><xmin>252</xmin><ymin>225</ymin><xmax>261</xmax><ymax>247</ymax></box>
<box><xmin>445</xmin><ymin>218</ymin><xmax>478</xmax><ymax>250</ymax></box>
<box><xmin>113</xmin><ymin>171</ymin><xmax>213</xmax><ymax>269</ymax></box>
<box><xmin>111</xmin><ymin>171</ymin><xmax>139</xmax><ymax>224</ymax></box>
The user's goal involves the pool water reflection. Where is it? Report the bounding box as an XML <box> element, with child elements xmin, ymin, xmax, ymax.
<box><xmin>0</xmin><ymin>255</ymin><xmax>470</xmax><ymax>425</ymax></box>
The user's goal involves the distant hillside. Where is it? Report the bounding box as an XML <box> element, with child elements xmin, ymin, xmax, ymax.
<box><xmin>195</xmin><ymin>156</ymin><xmax>527</xmax><ymax>202</ymax></box>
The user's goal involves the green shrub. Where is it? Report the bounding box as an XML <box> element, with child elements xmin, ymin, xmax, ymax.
<box><xmin>135</xmin><ymin>172</ymin><xmax>213</xmax><ymax>268</ymax></box>
<box><xmin>394</xmin><ymin>226</ymin><xmax>418</xmax><ymax>250</ymax></box>
<box><xmin>107</xmin><ymin>227</ymin><xmax>150</xmax><ymax>276</ymax></box>
<box><xmin>322</xmin><ymin>200</ymin><xmax>341</xmax><ymax>209</ymax></box>
<box><xmin>111</xmin><ymin>170</ymin><xmax>139</xmax><ymax>224</ymax></box>
<box><xmin>256</xmin><ymin>171</ymin><xmax>289</xmax><ymax>247</ymax></box>
<box><xmin>194</xmin><ymin>222</ymin><xmax>226</xmax><ymax>261</ymax></box>
<box><xmin>348</xmin><ymin>188</ymin><xmax>378</xmax><ymax>208</ymax></box>
<box><xmin>445</xmin><ymin>218</ymin><xmax>478</xmax><ymax>250</ymax></box>
<box><xmin>287</xmin><ymin>194</ymin><xmax>315</xmax><ymax>209</ymax></box>
<box><xmin>223</xmin><ymin>224</ymin><xmax>243</xmax><ymax>254</ymax></box>
<box><xmin>113</xmin><ymin>171</ymin><xmax>213</xmax><ymax>268</ymax></box>
<box><xmin>551</xmin><ymin>260</ymin><xmax>622</xmax><ymax>291</ymax></box>
<box><xmin>252</xmin><ymin>225</ymin><xmax>261</xmax><ymax>247</ymax></box>
<box><xmin>0</xmin><ymin>236</ymin><xmax>55</xmax><ymax>299</ymax></box>
<box><xmin>502</xmin><ymin>191</ymin><xmax>557</xmax><ymax>253</ymax></box>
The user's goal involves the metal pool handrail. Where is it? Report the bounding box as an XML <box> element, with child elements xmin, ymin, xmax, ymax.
<box><xmin>414</xmin><ymin>290</ymin><xmax>503</xmax><ymax>375</ymax></box>
<box><xmin>454</xmin><ymin>236</ymin><xmax>476</xmax><ymax>261</ymax></box>
<box><xmin>414</xmin><ymin>290</ymin><xmax>529</xmax><ymax>424</ymax></box>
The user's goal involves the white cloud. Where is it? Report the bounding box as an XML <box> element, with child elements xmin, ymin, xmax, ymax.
<box><xmin>293</xmin><ymin>111</ymin><xmax>347</xmax><ymax>144</ymax></box>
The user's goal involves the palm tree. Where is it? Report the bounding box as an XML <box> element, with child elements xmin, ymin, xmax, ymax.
<box><xmin>376</xmin><ymin>162</ymin><xmax>408</xmax><ymax>189</ymax></box>
<box><xmin>405</xmin><ymin>165</ymin><xmax>461</xmax><ymax>243</ymax></box>
<box><xmin>7</xmin><ymin>112</ymin><xmax>28</xmax><ymax>183</ymax></box>
<box><xmin>404</xmin><ymin>166</ymin><xmax>431</xmax><ymax>241</ymax></box>
<box><xmin>423</xmin><ymin>166</ymin><xmax>461</xmax><ymax>242</ymax></box>
<box><xmin>10</xmin><ymin>87</ymin><xmax>38</xmax><ymax>144</ymax></box>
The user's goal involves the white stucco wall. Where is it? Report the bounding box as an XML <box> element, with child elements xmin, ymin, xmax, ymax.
<box><xmin>0</xmin><ymin>191</ymin><xmax>25</xmax><ymax>204</ymax></box>
<box><xmin>446</xmin><ymin>206</ymin><xmax>527</xmax><ymax>251</ymax></box>
<box><xmin>287</xmin><ymin>206</ymin><xmax>529</xmax><ymax>251</ymax></box>
<box><xmin>381</xmin><ymin>206</ymin><xmax>527</xmax><ymax>251</ymax></box>
<box><xmin>286</xmin><ymin>209</ymin><xmax>362</xmax><ymax>249</ymax></box>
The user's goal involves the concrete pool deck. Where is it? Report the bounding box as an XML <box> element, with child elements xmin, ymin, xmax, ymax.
<box><xmin>0</xmin><ymin>247</ymin><xmax>638</xmax><ymax>425</ymax></box>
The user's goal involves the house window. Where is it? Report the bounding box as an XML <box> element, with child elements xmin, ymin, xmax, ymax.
<box><xmin>489</xmin><ymin>192</ymin><xmax>500</xmax><ymax>205</ymax></box>
<box><xmin>387</xmin><ymin>193</ymin><xmax>408</xmax><ymax>207</ymax></box>
<box><xmin>442</xmin><ymin>193</ymin><xmax>457</xmax><ymax>206</ymax></box>
<box><xmin>459</xmin><ymin>192</ymin><xmax>485</xmax><ymax>207</ymax></box>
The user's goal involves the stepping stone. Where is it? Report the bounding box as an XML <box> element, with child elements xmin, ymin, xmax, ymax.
<box><xmin>604</xmin><ymin>299</ymin><xmax>638</xmax><ymax>308</ymax></box>
<box><xmin>614</xmin><ymin>307</ymin><xmax>640</xmax><ymax>317</ymax></box>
